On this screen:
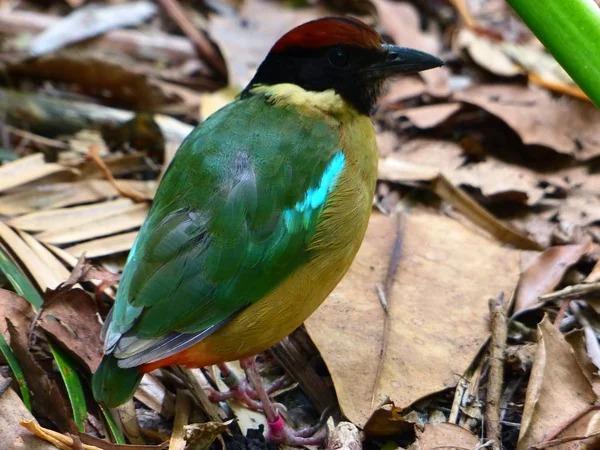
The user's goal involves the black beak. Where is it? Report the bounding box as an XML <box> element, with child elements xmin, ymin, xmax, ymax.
<box><xmin>366</xmin><ymin>44</ymin><xmax>444</xmax><ymax>77</ymax></box>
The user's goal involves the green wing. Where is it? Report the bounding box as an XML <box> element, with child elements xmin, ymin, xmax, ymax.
<box><xmin>102</xmin><ymin>94</ymin><xmax>344</xmax><ymax>368</ymax></box>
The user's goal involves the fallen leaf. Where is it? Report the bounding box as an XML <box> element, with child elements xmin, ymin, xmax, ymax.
<box><xmin>305</xmin><ymin>211</ymin><xmax>521</xmax><ymax>426</ymax></box>
<box><xmin>455</xmin><ymin>84</ymin><xmax>600</xmax><ymax>160</ymax></box>
<box><xmin>7</xmin><ymin>320</ymin><xmax>75</xmax><ymax>433</ymax></box>
<box><xmin>380</xmin><ymin>139</ymin><xmax>545</xmax><ymax>204</ymax></box>
<box><xmin>9</xmin><ymin>198</ymin><xmax>138</xmax><ymax>232</ymax></box>
<box><xmin>372</xmin><ymin>0</ymin><xmax>449</xmax><ymax>96</ymax></box>
<box><xmin>412</xmin><ymin>422</ymin><xmax>479</xmax><ymax>450</ymax></box>
<box><xmin>518</xmin><ymin>317</ymin><xmax>600</xmax><ymax>450</ymax></box>
<box><xmin>0</xmin><ymin>153</ymin><xmax>78</xmax><ymax>193</ymax></box>
<box><xmin>208</xmin><ymin>0</ymin><xmax>330</xmax><ymax>89</ymax></box>
<box><xmin>39</xmin><ymin>288</ymin><xmax>103</xmax><ymax>373</ymax></box>
<box><xmin>456</xmin><ymin>28</ymin><xmax>522</xmax><ymax>77</ymax></box>
<box><xmin>0</xmin><ymin>289</ymin><xmax>34</xmax><ymax>340</ymax></box>
<box><xmin>28</xmin><ymin>2</ymin><xmax>157</xmax><ymax>57</ymax></box>
<box><xmin>393</xmin><ymin>103</ymin><xmax>462</xmax><ymax>129</ymax></box>
<box><xmin>36</xmin><ymin>203</ymin><xmax>148</xmax><ymax>245</ymax></box>
<box><xmin>65</xmin><ymin>230</ymin><xmax>138</xmax><ymax>258</ymax></box>
<box><xmin>0</xmin><ymin>222</ymin><xmax>63</xmax><ymax>291</ymax></box>
<box><xmin>0</xmin><ymin>180</ymin><xmax>156</xmax><ymax>216</ymax></box>
<box><xmin>565</xmin><ymin>330</ymin><xmax>600</xmax><ymax>397</ymax></box>
<box><xmin>0</xmin><ymin>379</ymin><xmax>57</xmax><ymax>450</ymax></box>
<box><xmin>184</xmin><ymin>421</ymin><xmax>232</xmax><ymax>450</ymax></box>
<box><xmin>514</xmin><ymin>239</ymin><xmax>593</xmax><ymax>313</ymax></box>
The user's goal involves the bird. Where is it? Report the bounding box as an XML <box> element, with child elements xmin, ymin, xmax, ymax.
<box><xmin>93</xmin><ymin>16</ymin><xmax>443</xmax><ymax>445</ymax></box>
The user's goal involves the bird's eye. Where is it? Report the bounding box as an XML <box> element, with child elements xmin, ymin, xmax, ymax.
<box><xmin>328</xmin><ymin>48</ymin><xmax>349</xmax><ymax>67</ymax></box>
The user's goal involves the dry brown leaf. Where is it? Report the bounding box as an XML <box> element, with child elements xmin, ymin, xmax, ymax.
<box><xmin>39</xmin><ymin>288</ymin><xmax>103</xmax><ymax>373</ymax></box>
<box><xmin>378</xmin><ymin>76</ymin><xmax>427</xmax><ymax>108</ymax></box>
<box><xmin>184</xmin><ymin>421</ymin><xmax>231</xmax><ymax>450</ymax></box>
<box><xmin>0</xmin><ymin>381</ymin><xmax>57</xmax><ymax>450</ymax></box>
<box><xmin>18</xmin><ymin>231</ymin><xmax>71</xmax><ymax>282</ymax></box>
<box><xmin>412</xmin><ymin>422</ymin><xmax>480</xmax><ymax>450</ymax></box>
<box><xmin>0</xmin><ymin>180</ymin><xmax>156</xmax><ymax>216</ymax></box>
<box><xmin>378</xmin><ymin>141</ymin><xmax>543</xmax><ymax>250</ymax></box>
<box><xmin>372</xmin><ymin>0</ymin><xmax>449</xmax><ymax>97</ymax></box>
<box><xmin>28</xmin><ymin>2</ymin><xmax>157</xmax><ymax>57</ymax></box>
<box><xmin>518</xmin><ymin>317</ymin><xmax>600</xmax><ymax>450</ymax></box>
<box><xmin>36</xmin><ymin>203</ymin><xmax>148</xmax><ymax>245</ymax></box>
<box><xmin>65</xmin><ymin>231</ymin><xmax>138</xmax><ymax>259</ymax></box>
<box><xmin>455</xmin><ymin>28</ymin><xmax>522</xmax><ymax>77</ymax></box>
<box><xmin>305</xmin><ymin>211</ymin><xmax>521</xmax><ymax>426</ymax></box>
<box><xmin>0</xmin><ymin>153</ymin><xmax>78</xmax><ymax>193</ymax></box>
<box><xmin>0</xmin><ymin>222</ymin><xmax>63</xmax><ymax>291</ymax></box>
<box><xmin>208</xmin><ymin>0</ymin><xmax>331</xmax><ymax>89</ymax></box>
<box><xmin>455</xmin><ymin>84</ymin><xmax>600</xmax><ymax>159</ymax></box>
<box><xmin>0</xmin><ymin>289</ymin><xmax>34</xmax><ymax>340</ymax></box>
<box><xmin>379</xmin><ymin>139</ymin><xmax>545</xmax><ymax>204</ymax></box>
<box><xmin>7</xmin><ymin>321</ymin><xmax>75</xmax><ymax>433</ymax></box>
<box><xmin>9</xmin><ymin>198</ymin><xmax>138</xmax><ymax>232</ymax></box>
<box><xmin>393</xmin><ymin>103</ymin><xmax>462</xmax><ymax>129</ymax></box>
<box><xmin>514</xmin><ymin>239</ymin><xmax>593</xmax><ymax>313</ymax></box>
<box><xmin>136</xmin><ymin>374</ymin><xmax>175</xmax><ymax>420</ymax></box>
<box><xmin>566</xmin><ymin>330</ymin><xmax>600</xmax><ymax>397</ymax></box>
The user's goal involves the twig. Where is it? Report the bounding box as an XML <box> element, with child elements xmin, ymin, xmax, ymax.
<box><xmin>169</xmin><ymin>390</ymin><xmax>192</xmax><ymax>450</ymax></box>
<box><xmin>530</xmin><ymin>431</ymin><xmax>600</xmax><ymax>449</ymax></box>
<box><xmin>449</xmin><ymin>377</ymin><xmax>468</xmax><ymax>424</ymax></box>
<box><xmin>528</xmin><ymin>73</ymin><xmax>590</xmax><ymax>102</ymax></box>
<box><xmin>156</xmin><ymin>0</ymin><xmax>227</xmax><ymax>76</ymax></box>
<box><xmin>486</xmin><ymin>293</ymin><xmax>507</xmax><ymax>450</ymax></box>
<box><xmin>553</xmin><ymin>298</ymin><xmax>573</xmax><ymax>328</ymax></box>
<box><xmin>449</xmin><ymin>0</ymin><xmax>476</xmax><ymax>28</ymax></box>
<box><xmin>539</xmin><ymin>282</ymin><xmax>600</xmax><ymax>302</ymax></box>
<box><xmin>542</xmin><ymin>404</ymin><xmax>600</xmax><ymax>444</ymax></box>
<box><xmin>371</xmin><ymin>213</ymin><xmax>405</xmax><ymax>410</ymax></box>
<box><xmin>86</xmin><ymin>144</ymin><xmax>152</xmax><ymax>203</ymax></box>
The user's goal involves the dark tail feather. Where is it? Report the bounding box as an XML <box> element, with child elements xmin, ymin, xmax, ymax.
<box><xmin>93</xmin><ymin>354</ymin><xmax>142</xmax><ymax>408</ymax></box>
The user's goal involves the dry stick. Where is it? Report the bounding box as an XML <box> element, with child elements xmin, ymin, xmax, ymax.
<box><xmin>530</xmin><ymin>430</ymin><xmax>600</xmax><ymax>449</ymax></box>
<box><xmin>542</xmin><ymin>404</ymin><xmax>600</xmax><ymax>444</ymax></box>
<box><xmin>157</xmin><ymin>0</ymin><xmax>227</xmax><ymax>76</ymax></box>
<box><xmin>528</xmin><ymin>73</ymin><xmax>590</xmax><ymax>102</ymax></box>
<box><xmin>486</xmin><ymin>293</ymin><xmax>507</xmax><ymax>450</ymax></box>
<box><xmin>168</xmin><ymin>390</ymin><xmax>192</xmax><ymax>450</ymax></box>
<box><xmin>539</xmin><ymin>282</ymin><xmax>600</xmax><ymax>302</ymax></box>
<box><xmin>370</xmin><ymin>213</ymin><xmax>405</xmax><ymax>411</ymax></box>
<box><xmin>86</xmin><ymin>144</ymin><xmax>152</xmax><ymax>203</ymax></box>
<box><xmin>553</xmin><ymin>298</ymin><xmax>573</xmax><ymax>329</ymax></box>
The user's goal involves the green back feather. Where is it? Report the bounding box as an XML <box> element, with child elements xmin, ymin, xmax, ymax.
<box><xmin>102</xmin><ymin>92</ymin><xmax>344</xmax><ymax>360</ymax></box>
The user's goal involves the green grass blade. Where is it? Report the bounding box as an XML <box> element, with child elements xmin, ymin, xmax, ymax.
<box><xmin>49</xmin><ymin>342</ymin><xmax>87</xmax><ymax>433</ymax></box>
<box><xmin>506</xmin><ymin>0</ymin><xmax>600</xmax><ymax>107</ymax></box>
<box><xmin>0</xmin><ymin>246</ymin><xmax>43</xmax><ymax>308</ymax></box>
<box><xmin>99</xmin><ymin>403</ymin><xmax>126</xmax><ymax>444</ymax></box>
<box><xmin>0</xmin><ymin>333</ymin><xmax>31</xmax><ymax>410</ymax></box>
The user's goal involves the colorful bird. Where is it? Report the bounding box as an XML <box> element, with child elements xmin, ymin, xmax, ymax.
<box><xmin>93</xmin><ymin>16</ymin><xmax>442</xmax><ymax>445</ymax></box>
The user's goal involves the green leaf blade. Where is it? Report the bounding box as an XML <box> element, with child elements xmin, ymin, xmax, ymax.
<box><xmin>506</xmin><ymin>0</ymin><xmax>600</xmax><ymax>107</ymax></box>
<box><xmin>0</xmin><ymin>333</ymin><xmax>31</xmax><ymax>411</ymax></box>
<box><xmin>49</xmin><ymin>342</ymin><xmax>87</xmax><ymax>433</ymax></box>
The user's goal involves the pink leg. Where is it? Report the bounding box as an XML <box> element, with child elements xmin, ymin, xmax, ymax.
<box><xmin>242</xmin><ymin>358</ymin><xmax>327</xmax><ymax>446</ymax></box>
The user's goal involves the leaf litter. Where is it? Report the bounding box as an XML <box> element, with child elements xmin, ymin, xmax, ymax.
<box><xmin>0</xmin><ymin>0</ymin><xmax>600</xmax><ymax>449</ymax></box>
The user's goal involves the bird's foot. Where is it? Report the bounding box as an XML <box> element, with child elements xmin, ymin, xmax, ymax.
<box><xmin>266</xmin><ymin>414</ymin><xmax>327</xmax><ymax>446</ymax></box>
<box><xmin>207</xmin><ymin>363</ymin><xmax>289</xmax><ymax>411</ymax></box>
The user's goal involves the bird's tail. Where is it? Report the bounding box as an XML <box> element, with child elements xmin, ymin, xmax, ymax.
<box><xmin>92</xmin><ymin>354</ymin><xmax>143</xmax><ymax>408</ymax></box>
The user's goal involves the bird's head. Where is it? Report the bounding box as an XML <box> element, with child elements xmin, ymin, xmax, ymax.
<box><xmin>243</xmin><ymin>17</ymin><xmax>444</xmax><ymax>114</ymax></box>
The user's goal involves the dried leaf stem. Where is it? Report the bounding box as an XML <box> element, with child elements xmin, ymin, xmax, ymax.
<box><xmin>539</xmin><ymin>282</ymin><xmax>600</xmax><ymax>302</ymax></box>
<box><xmin>486</xmin><ymin>294</ymin><xmax>507</xmax><ymax>450</ymax></box>
<box><xmin>86</xmin><ymin>145</ymin><xmax>152</xmax><ymax>203</ymax></box>
<box><xmin>156</xmin><ymin>0</ymin><xmax>226</xmax><ymax>76</ymax></box>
